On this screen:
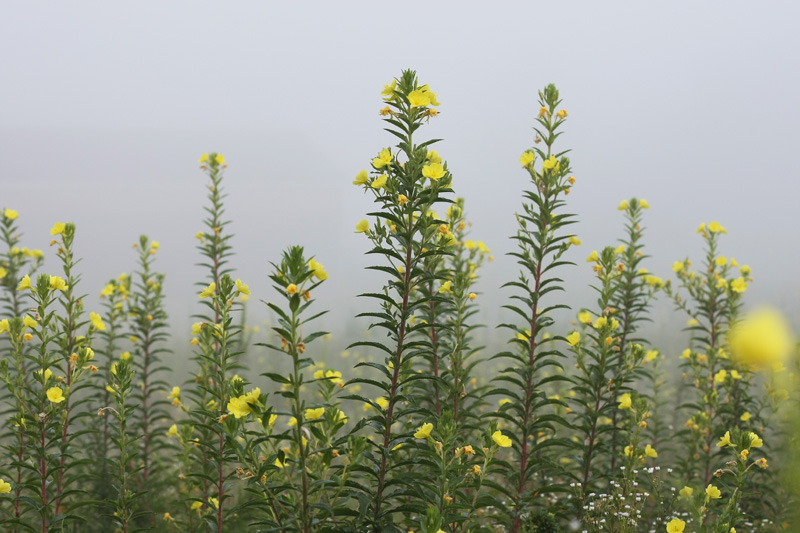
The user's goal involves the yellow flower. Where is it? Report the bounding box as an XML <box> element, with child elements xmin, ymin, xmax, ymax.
<box><xmin>645</xmin><ymin>350</ymin><xmax>659</xmax><ymax>362</ymax></box>
<box><xmin>730</xmin><ymin>308</ymin><xmax>793</xmax><ymax>368</ymax></box>
<box><xmin>618</xmin><ymin>393</ymin><xmax>632</xmax><ymax>410</ymax></box>
<box><xmin>614</xmin><ymin>244</ymin><xmax>626</xmax><ymax>254</ymax></box>
<box><xmin>438</xmin><ymin>281</ymin><xmax>452</xmax><ymax>294</ymax></box>
<box><xmin>666</xmin><ymin>518</ymin><xmax>686</xmax><ymax>533</ymax></box>
<box><xmin>371</xmin><ymin>174</ymin><xmax>388</xmax><ymax>189</ymax></box>
<box><xmin>4</xmin><ymin>209</ymin><xmax>19</xmax><ymax>220</ymax></box>
<box><xmin>372</xmin><ymin>148</ymin><xmax>393</xmax><ymax>169</ymax></box>
<box><xmin>748</xmin><ymin>432</ymin><xmax>763</xmax><ymax>448</ymax></box>
<box><xmin>414</xmin><ymin>422</ymin><xmax>433</xmax><ymax>439</ymax></box>
<box><xmin>556</xmin><ymin>109</ymin><xmax>568</xmax><ymax>119</ymax></box>
<box><xmin>23</xmin><ymin>315</ymin><xmax>38</xmax><ymax>329</ymax></box>
<box><xmin>715</xmin><ymin>256</ymin><xmax>728</xmax><ymax>266</ymax></box>
<box><xmin>672</xmin><ymin>261</ymin><xmax>684</xmax><ymax>273</ymax></box>
<box><xmin>586</xmin><ymin>250</ymin><xmax>598</xmax><ymax>263</ymax></box>
<box><xmin>407</xmin><ymin>89</ymin><xmax>431</xmax><ymax>107</ymax></box>
<box><xmin>47</xmin><ymin>387</ymin><xmax>66</xmax><ymax>404</ymax></box>
<box><xmin>215</xmin><ymin>154</ymin><xmax>225</xmax><ymax>165</ymax></box>
<box><xmin>714</xmin><ymin>369</ymin><xmax>727</xmax><ymax>384</ymax></box>
<box><xmin>640</xmin><ymin>199</ymin><xmax>650</xmax><ymax>209</ymax></box>
<box><xmin>617</xmin><ymin>200</ymin><xmax>629</xmax><ymax>211</ymax></box>
<box><xmin>706</xmin><ymin>484</ymin><xmax>721</xmax><ymax>499</ymax></box>
<box><xmin>0</xmin><ymin>478</ymin><xmax>10</xmax><ymax>493</ymax></box>
<box><xmin>49</xmin><ymin>276</ymin><xmax>69</xmax><ymax>291</ymax></box>
<box><xmin>730</xmin><ymin>277</ymin><xmax>747</xmax><ymax>293</ymax></box>
<box><xmin>381</xmin><ymin>79</ymin><xmax>396</xmax><ymax>100</ymax></box>
<box><xmin>519</xmin><ymin>151</ymin><xmax>535</xmax><ymax>167</ymax></box>
<box><xmin>716</xmin><ymin>431</ymin><xmax>732</xmax><ymax>448</ymax></box>
<box><xmin>542</xmin><ymin>156</ymin><xmax>559</xmax><ymax>171</ymax></box>
<box><xmin>708</xmin><ymin>221</ymin><xmax>727</xmax><ymax>234</ymax></box>
<box><xmin>199</xmin><ymin>283</ymin><xmax>215</xmax><ymax>299</ymax></box>
<box><xmin>167</xmin><ymin>424</ymin><xmax>179</xmax><ymax>437</ymax></box>
<box><xmin>308</xmin><ymin>259</ymin><xmax>329</xmax><ymax>281</ymax></box>
<box><xmin>419</xmin><ymin>84</ymin><xmax>440</xmax><ymax>106</ymax></box>
<box><xmin>90</xmin><ymin>312</ymin><xmax>106</xmax><ymax>331</ymax></box>
<box><xmin>593</xmin><ymin>316</ymin><xmax>608</xmax><ymax>329</ymax></box>
<box><xmin>422</xmin><ymin>163</ymin><xmax>445</xmax><ymax>181</ymax></box>
<box><xmin>50</xmin><ymin>222</ymin><xmax>66</xmax><ymax>236</ymax></box>
<box><xmin>645</xmin><ymin>275</ymin><xmax>664</xmax><ymax>288</ymax></box>
<box><xmin>0</xmin><ymin>319</ymin><xmax>9</xmax><ymax>335</ymax></box>
<box><xmin>375</xmin><ymin>397</ymin><xmax>389</xmax><ymax>410</ymax></box>
<box><xmin>577</xmin><ymin>311</ymin><xmax>593</xmax><ymax>324</ymax></box>
<box><xmin>740</xmin><ymin>412</ymin><xmax>750</xmax><ymax>422</ymax></box>
<box><xmin>305</xmin><ymin>407</ymin><xmax>325</xmax><ymax>420</ymax></box>
<box><xmin>569</xmin><ymin>235</ymin><xmax>582</xmax><ymax>246</ymax></box>
<box><xmin>323</xmin><ymin>370</ymin><xmax>343</xmax><ymax>384</ymax></box>
<box><xmin>230</xmin><ymin>278</ymin><xmax>250</xmax><ymax>296</ymax></box>
<box><xmin>100</xmin><ymin>283</ymin><xmax>115</xmax><ymax>297</ymax></box>
<box><xmin>492</xmin><ymin>430</ymin><xmax>512</xmax><ymax>448</ymax></box>
<box><xmin>199</xmin><ymin>153</ymin><xmax>209</xmax><ymax>163</ymax></box>
<box><xmin>286</xmin><ymin>283</ymin><xmax>298</xmax><ymax>295</ymax></box>
<box><xmin>227</xmin><ymin>396</ymin><xmax>253</xmax><ymax>419</ymax></box>
<box><xmin>355</xmin><ymin>219</ymin><xmax>369</xmax><ymax>233</ymax></box>
<box><xmin>645</xmin><ymin>444</ymin><xmax>658</xmax><ymax>458</ymax></box>
<box><xmin>566</xmin><ymin>331</ymin><xmax>580</xmax><ymax>346</ymax></box>
<box><xmin>36</xmin><ymin>368</ymin><xmax>53</xmax><ymax>382</ymax></box>
<box><xmin>679</xmin><ymin>486</ymin><xmax>693</xmax><ymax>499</ymax></box>
<box><xmin>168</xmin><ymin>386</ymin><xmax>180</xmax><ymax>400</ymax></box>
<box><xmin>353</xmin><ymin>169</ymin><xmax>369</xmax><ymax>185</ymax></box>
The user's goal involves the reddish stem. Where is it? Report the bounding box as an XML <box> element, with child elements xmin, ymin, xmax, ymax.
<box><xmin>373</xmin><ymin>240</ymin><xmax>414</xmax><ymax>521</ymax></box>
<box><xmin>512</xmin><ymin>241</ymin><xmax>545</xmax><ymax>533</ymax></box>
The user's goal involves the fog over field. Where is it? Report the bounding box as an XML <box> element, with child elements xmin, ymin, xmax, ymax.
<box><xmin>2</xmin><ymin>1</ymin><xmax>798</xmax><ymax>362</ymax></box>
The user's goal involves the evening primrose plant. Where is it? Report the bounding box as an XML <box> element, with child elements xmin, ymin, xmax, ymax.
<box><xmin>346</xmin><ymin>69</ymin><xmax>455</xmax><ymax>531</ymax></box>
<box><xmin>1</xmin><ymin>72</ymin><xmax>798</xmax><ymax>533</ymax></box>
<box><xmin>491</xmin><ymin>84</ymin><xmax>577</xmax><ymax>531</ymax></box>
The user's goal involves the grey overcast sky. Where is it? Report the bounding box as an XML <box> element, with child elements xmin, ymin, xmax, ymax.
<box><xmin>1</xmin><ymin>1</ymin><xmax>798</xmax><ymax>349</ymax></box>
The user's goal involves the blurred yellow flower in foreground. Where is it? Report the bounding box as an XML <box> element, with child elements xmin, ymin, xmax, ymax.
<box><xmin>730</xmin><ymin>308</ymin><xmax>793</xmax><ymax>369</ymax></box>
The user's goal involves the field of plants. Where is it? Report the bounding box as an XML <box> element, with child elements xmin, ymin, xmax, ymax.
<box><xmin>0</xmin><ymin>70</ymin><xmax>797</xmax><ymax>533</ymax></box>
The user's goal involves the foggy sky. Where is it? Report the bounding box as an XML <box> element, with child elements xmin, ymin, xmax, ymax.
<box><xmin>1</xmin><ymin>1</ymin><xmax>798</xmax><ymax>353</ymax></box>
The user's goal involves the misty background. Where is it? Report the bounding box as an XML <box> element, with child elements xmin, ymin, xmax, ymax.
<box><xmin>1</xmin><ymin>2</ymin><xmax>798</xmax><ymax>371</ymax></box>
